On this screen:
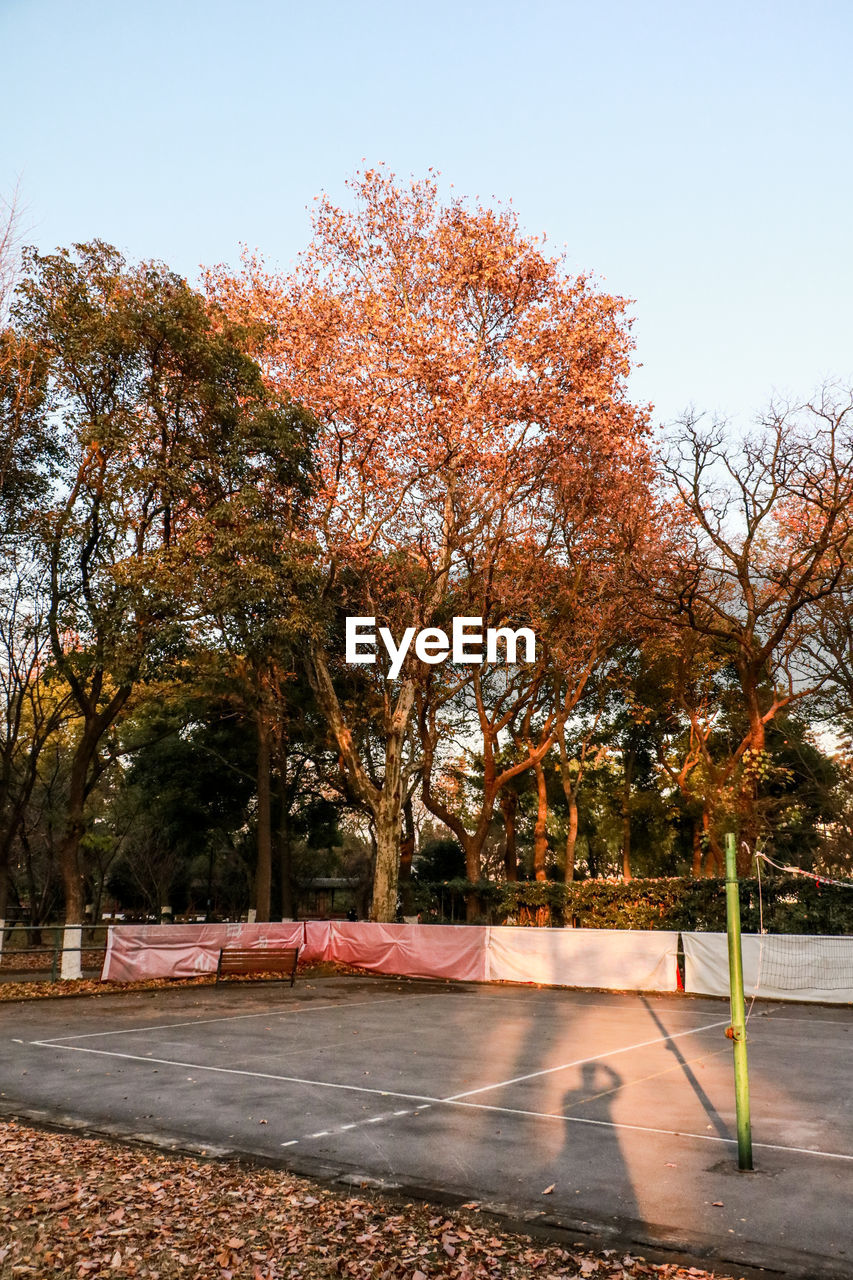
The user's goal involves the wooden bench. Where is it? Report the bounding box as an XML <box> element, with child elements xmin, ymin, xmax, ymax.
<box><xmin>216</xmin><ymin>946</ymin><xmax>299</xmax><ymax>986</ymax></box>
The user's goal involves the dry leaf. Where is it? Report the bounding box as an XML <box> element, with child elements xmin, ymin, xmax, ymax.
<box><xmin>0</xmin><ymin>1115</ymin><xmax>730</xmax><ymax>1280</ymax></box>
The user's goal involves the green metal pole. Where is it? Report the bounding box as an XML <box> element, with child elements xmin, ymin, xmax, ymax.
<box><xmin>725</xmin><ymin>831</ymin><xmax>753</xmax><ymax>1170</ymax></box>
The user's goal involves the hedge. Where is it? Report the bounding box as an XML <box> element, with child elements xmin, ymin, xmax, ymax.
<box><xmin>414</xmin><ymin>875</ymin><xmax>853</xmax><ymax>934</ymax></box>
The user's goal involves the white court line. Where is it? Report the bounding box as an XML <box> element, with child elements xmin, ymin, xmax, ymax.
<box><xmin>27</xmin><ymin>1041</ymin><xmax>440</xmax><ymax>1105</ymax></box>
<box><xmin>33</xmin><ymin>992</ymin><xmax>445</xmax><ymax>1043</ymax></box>
<box><xmin>303</xmin><ymin>1105</ymin><xmax>430</xmax><ymax>1141</ymax></box>
<box><xmin>427</xmin><ymin>994</ymin><xmax>733</xmax><ymax>1023</ymax></box>
<box><xmin>445</xmin><ymin>1098</ymin><xmax>853</xmax><ymax>1163</ymax></box>
<box><xmin>27</xmin><ymin>987</ymin><xmax>752</xmax><ymax>1046</ymax></box>
<box><xmin>445</xmin><ymin>991</ymin><xmax>853</xmax><ymax>1030</ymax></box>
<box><xmin>288</xmin><ymin>1093</ymin><xmax>853</xmax><ymax>1165</ymax></box>
<box><xmin>757</xmin><ymin>1013</ymin><xmax>853</xmax><ymax>1026</ymax></box>
<box><xmin>26</xmin><ymin>1037</ymin><xmax>853</xmax><ymax>1164</ymax></box>
<box><xmin>443</xmin><ymin>1018</ymin><xmax>731</xmax><ymax>1100</ymax></box>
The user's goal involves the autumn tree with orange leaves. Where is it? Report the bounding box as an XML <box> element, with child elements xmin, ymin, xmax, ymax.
<box><xmin>210</xmin><ymin>168</ymin><xmax>653</xmax><ymax>920</ymax></box>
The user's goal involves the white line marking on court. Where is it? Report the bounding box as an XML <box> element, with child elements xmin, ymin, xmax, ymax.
<box><xmin>299</xmin><ymin>1103</ymin><xmax>433</xmax><ymax>1143</ymax></box>
<box><xmin>445</xmin><ymin>1097</ymin><xmax>853</xmax><ymax>1162</ymax></box>
<box><xmin>25</xmin><ymin>1037</ymin><xmax>853</xmax><ymax>1163</ymax></box>
<box><xmin>280</xmin><ymin>1140</ymin><xmax>298</xmax><ymax>1147</ymax></box>
<box><xmin>758</xmin><ymin>1013</ymin><xmax>853</xmax><ymax>1026</ymax></box>
<box><xmin>296</xmin><ymin>1095</ymin><xmax>853</xmax><ymax>1165</ymax></box>
<box><xmin>27</xmin><ymin>1041</ymin><xmax>440</xmax><ymax>1105</ymax></box>
<box><xmin>443</xmin><ymin>1018</ymin><xmax>731</xmax><ymax>1100</ymax></box>
<box><xmin>35</xmin><ymin>992</ymin><xmax>446</xmax><ymax>1043</ymax></box>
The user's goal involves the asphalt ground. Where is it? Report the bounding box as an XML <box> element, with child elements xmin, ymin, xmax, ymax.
<box><xmin>1</xmin><ymin>976</ymin><xmax>851</xmax><ymax>1277</ymax></box>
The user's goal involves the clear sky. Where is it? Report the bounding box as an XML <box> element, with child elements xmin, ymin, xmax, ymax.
<box><xmin>2</xmin><ymin>0</ymin><xmax>851</xmax><ymax>427</ymax></box>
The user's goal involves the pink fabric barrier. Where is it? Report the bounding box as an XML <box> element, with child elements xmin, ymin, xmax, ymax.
<box><xmin>327</xmin><ymin>921</ymin><xmax>487</xmax><ymax>982</ymax></box>
<box><xmin>302</xmin><ymin>920</ymin><xmax>333</xmax><ymax>963</ymax></box>
<box><xmin>101</xmin><ymin>920</ymin><xmax>679</xmax><ymax>992</ymax></box>
<box><xmin>102</xmin><ymin>922</ymin><xmax>305</xmax><ymax>981</ymax></box>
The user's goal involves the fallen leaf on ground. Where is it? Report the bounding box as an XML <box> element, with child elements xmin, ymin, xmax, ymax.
<box><xmin>0</xmin><ymin>1118</ymin><xmax>749</xmax><ymax>1280</ymax></box>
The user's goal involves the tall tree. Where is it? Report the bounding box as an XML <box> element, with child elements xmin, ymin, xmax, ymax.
<box><xmin>211</xmin><ymin>168</ymin><xmax>650</xmax><ymax>919</ymax></box>
<box><xmin>0</xmin><ymin>202</ymin><xmax>67</xmax><ymax>923</ymax></box>
<box><xmin>14</xmin><ymin>241</ymin><xmax>308</xmax><ymax>969</ymax></box>
<box><xmin>647</xmin><ymin>392</ymin><xmax>853</xmax><ymax>867</ymax></box>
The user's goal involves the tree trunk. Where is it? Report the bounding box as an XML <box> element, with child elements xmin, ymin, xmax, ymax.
<box><xmin>621</xmin><ymin>748</ymin><xmax>633</xmax><ymax>883</ymax></box>
<box><xmin>205</xmin><ymin>840</ymin><xmax>215</xmax><ymax>921</ymax></box>
<box><xmin>372</xmin><ymin>797</ymin><xmax>401</xmax><ymax>922</ymax></box>
<box><xmin>703</xmin><ymin>808</ymin><xmax>723</xmax><ymax>876</ymax></box>
<box><xmin>453</xmin><ymin>835</ymin><xmax>477</xmax><ymax>921</ymax></box>
<box><xmin>500</xmin><ymin>788</ymin><xmax>518</xmax><ymax>882</ymax></box>
<box><xmin>255</xmin><ymin>712</ymin><xmax>272</xmax><ymax>922</ymax></box>
<box><xmin>692</xmin><ymin>819</ymin><xmax>703</xmax><ymax>878</ymax></box>
<box><xmin>59</xmin><ymin>727</ymin><xmax>96</xmax><ymax>943</ymax></box>
<box><xmin>56</xmin><ymin>688</ymin><xmax>131</xmax><ymax>976</ymax></box>
<box><xmin>565</xmin><ymin>788</ymin><xmax>578</xmax><ymax>884</ymax></box>
<box><xmin>369</xmin><ymin>713</ymin><xmax>411</xmax><ymax>921</ymax></box>
<box><xmin>278</xmin><ymin>773</ymin><xmax>294</xmax><ymax>920</ymax></box>
<box><xmin>399</xmin><ymin>796</ymin><xmax>415</xmax><ymax>916</ymax></box>
<box><xmin>621</xmin><ymin>829</ymin><xmax>632</xmax><ymax>881</ymax></box>
<box><xmin>308</xmin><ymin>645</ymin><xmax>413</xmax><ymax>923</ymax></box>
<box><xmin>738</xmin><ymin>693</ymin><xmax>766</xmax><ymax>872</ymax></box>
<box><xmin>533</xmin><ymin>755</ymin><xmax>548</xmax><ymax>881</ymax></box>
<box><xmin>59</xmin><ymin>758</ymin><xmax>89</xmax><ymax>969</ymax></box>
<box><xmin>0</xmin><ymin>865</ymin><xmax>8</xmax><ymax>963</ymax></box>
<box><xmin>556</xmin><ymin>728</ymin><xmax>583</xmax><ymax>884</ymax></box>
<box><xmin>0</xmin><ymin>859</ymin><xmax>8</xmax><ymax>921</ymax></box>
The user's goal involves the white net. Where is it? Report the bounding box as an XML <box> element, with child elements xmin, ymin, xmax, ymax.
<box><xmin>751</xmin><ymin>851</ymin><xmax>853</xmax><ymax>998</ymax></box>
<box><xmin>756</xmin><ymin>933</ymin><xmax>853</xmax><ymax>992</ymax></box>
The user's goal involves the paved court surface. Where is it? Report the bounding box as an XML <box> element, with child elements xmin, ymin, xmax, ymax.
<box><xmin>2</xmin><ymin>977</ymin><xmax>852</xmax><ymax>1277</ymax></box>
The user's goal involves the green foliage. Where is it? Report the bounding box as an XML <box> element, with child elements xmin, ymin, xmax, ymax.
<box><xmin>415</xmin><ymin>875</ymin><xmax>853</xmax><ymax>933</ymax></box>
<box><xmin>106</xmin><ymin>700</ymin><xmax>257</xmax><ymax>917</ymax></box>
<box><xmin>414</xmin><ymin>838</ymin><xmax>467</xmax><ymax>881</ymax></box>
<box><xmin>0</xmin><ymin>329</ymin><xmax>55</xmax><ymax>532</ymax></box>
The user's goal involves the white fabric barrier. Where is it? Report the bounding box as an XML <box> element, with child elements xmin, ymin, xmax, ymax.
<box><xmin>327</xmin><ymin>921</ymin><xmax>488</xmax><ymax>982</ymax></box>
<box><xmin>486</xmin><ymin>926</ymin><xmax>679</xmax><ymax>991</ymax></box>
<box><xmin>683</xmin><ymin>932</ymin><xmax>853</xmax><ymax>1003</ymax></box>
<box><xmin>102</xmin><ymin>922</ymin><xmax>304</xmax><ymax>981</ymax></box>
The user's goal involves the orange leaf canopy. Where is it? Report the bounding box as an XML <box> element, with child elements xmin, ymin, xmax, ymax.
<box><xmin>208</xmin><ymin>168</ymin><xmax>651</xmax><ymax>611</ymax></box>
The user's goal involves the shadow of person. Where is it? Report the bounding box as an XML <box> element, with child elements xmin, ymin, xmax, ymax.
<box><xmin>533</xmin><ymin>1060</ymin><xmax>642</xmax><ymax>1230</ymax></box>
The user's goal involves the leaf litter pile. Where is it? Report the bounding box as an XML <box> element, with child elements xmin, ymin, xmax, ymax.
<box><xmin>0</xmin><ymin>1120</ymin><xmax>746</xmax><ymax>1280</ymax></box>
<box><xmin>0</xmin><ymin>962</ymin><xmax>373</xmax><ymax>1003</ymax></box>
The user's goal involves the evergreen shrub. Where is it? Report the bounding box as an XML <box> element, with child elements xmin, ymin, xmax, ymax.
<box><xmin>416</xmin><ymin>876</ymin><xmax>853</xmax><ymax>934</ymax></box>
